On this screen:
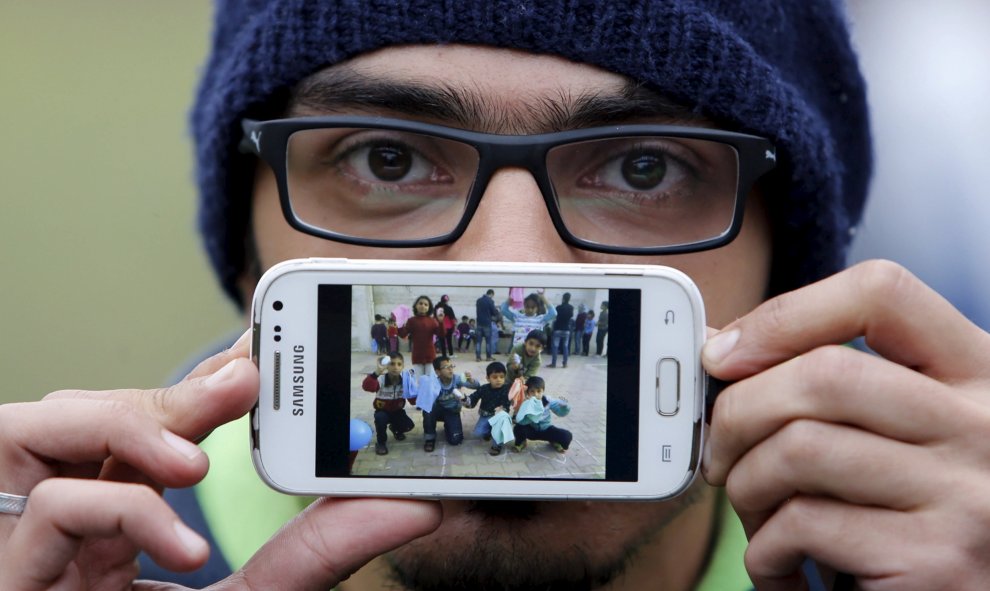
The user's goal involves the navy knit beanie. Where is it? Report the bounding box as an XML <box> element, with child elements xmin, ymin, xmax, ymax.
<box><xmin>193</xmin><ymin>0</ymin><xmax>872</xmax><ymax>303</ymax></box>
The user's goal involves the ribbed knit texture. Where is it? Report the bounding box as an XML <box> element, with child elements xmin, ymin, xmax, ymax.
<box><xmin>193</xmin><ymin>0</ymin><xmax>872</xmax><ymax>303</ymax></box>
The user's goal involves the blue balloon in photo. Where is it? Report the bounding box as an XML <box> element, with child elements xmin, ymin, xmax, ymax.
<box><xmin>349</xmin><ymin>418</ymin><xmax>373</xmax><ymax>451</ymax></box>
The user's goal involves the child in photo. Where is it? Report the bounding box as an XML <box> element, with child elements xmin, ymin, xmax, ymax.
<box><xmin>434</xmin><ymin>307</ymin><xmax>450</xmax><ymax>356</ymax></box>
<box><xmin>421</xmin><ymin>355</ymin><xmax>480</xmax><ymax>452</ymax></box>
<box><xmin>370</xmin><ymin>314</ymin><xmax>388</xmax><ymax>355</ymax></box>
<box><xmin>512</xmin><ymin>376</ymin><xmax>572</xmax><ymax>453</ymax></box>
<box><xmin>581</xmin><ymin>310</ymin><xmax>595</xmax><ymax>356</ymax></box>
<box><xmin>506</xmin><ymin>329</ymin><xmax>547</xmax><ymax>383</ymax></box>
<box><xmin>435</xmin><ymin>295</ymin><xmax>457</xmax><ymax>357</ymax></box>
<box><xmin>398</xmin><ymin>295</ymin><xmax>442</xmax><ymax>377</ymax></box>
<box><xmin>456</xmin><ymin>315</ymin><xmax>472</xmax><ymax>352</ymax></box>
<box><xmin>464</xmin><ymin>361</ymin><xmax>512</xmax><ymax>455</ymax></box>
<box><xmin>491</xmin><ymin>315</ymin><xmax>502</xmax><ymax>355</ymax></box>
<box><xmin>436</xmin><ymin>294</ymin><xmax>457</xmax><ymax>357</ymax></box>
<box><xmin>360</xmin><ymin>351</ymin><xmax>416</xmax><ymax>455</ymax></box>
<box><xmin>500</xmin><ymin>292</ymin><xmax>556</xmax><ymax>349</ymax></box>
<box><xmin>386</xmin><ymin>317</ymin><xmax>399</xmax><ymax>353</ymax></box>
<box><xmin>572</xmin><ymin>304</ymin><xmax>586</xmax><ymax>354</ymax></box>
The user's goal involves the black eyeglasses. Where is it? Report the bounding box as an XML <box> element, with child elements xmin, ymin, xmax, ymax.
<box><xmin>240</xmin><ymin>116</ymin><xmax>776</xmax><ymax>255</ymax></box>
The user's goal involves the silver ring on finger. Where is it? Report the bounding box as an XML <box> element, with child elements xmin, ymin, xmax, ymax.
<box><xmin>0</xmin><ymin>492</ymin><xmax>28</xmax><ymax>516</ymax></box>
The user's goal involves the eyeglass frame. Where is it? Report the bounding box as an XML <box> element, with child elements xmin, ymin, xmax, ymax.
<box><xmin>239</xmin><ymin>115</ymin><xmax>777</xmax><ymax>256</ymax></box>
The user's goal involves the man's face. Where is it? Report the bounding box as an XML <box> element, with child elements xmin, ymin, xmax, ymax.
<box><xmin>248</xmin><ymin>44</ymin><xmax>771</xmax><ymax>591</ymax></box>
<box><xmin>523</xmin><ymin>338</ymin><xmax>544</xmax><ymax>358</ymax></box>
<box><xmin>487</xmin><ymin>371</ymin><xmax>506</xmax><ymax>389</ymax></box>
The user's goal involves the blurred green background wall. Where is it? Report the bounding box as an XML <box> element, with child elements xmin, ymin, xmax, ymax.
<box><xmin>0</xmin><ymin>4</ymin><xmax>241</xmax><ymax>403</ymax></box>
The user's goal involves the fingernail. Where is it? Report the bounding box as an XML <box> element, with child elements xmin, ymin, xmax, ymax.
<box><xmin>205</xmin><ymin>359</ymin><xmax>238</xmax><ymax>387</ymax></box>
<box><xmin>231</xmin><ymin>328</ymin><xmax>252</xmax><ymax>350</ymax></box>
<box><xmin>702</xmin><ymin>436</ymin><xmax>713</xmax><ymax>474</ymax></box>
<box><xmin>162</xmin><ymin>429</ymin><xmax>202</xmax><ymax>460</ymax></box>
<box><xmin>702</xmin><ymin>329</ymin><xmax>740</xmax><ymax>366</ymax></box>
<box><xmin>173</xmin><ymin>520</ymin><xmax>208</xmax><ymax>556</ymax></box>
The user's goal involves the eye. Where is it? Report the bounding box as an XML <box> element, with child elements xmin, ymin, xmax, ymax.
<box><xmin>567</xmin><ymin>139</ymin><xmax>701</xmax><ymax>199</ymax></box>
<box><xmin>344</xmin><ymin>140</ymin><xmax>447</xmax><ymax>185</ymax></box>
<box><xmin>620</xmin><ymin>150</ymin><xmax>668</xmax><ymax>190</ymax></box>
<box><xmin>365</xmin><ymin>143</ymin><xmax>413</xmax><ymax>181</ymax></box>
<box><xmin>591</xmin><ymin>148</ymin><xmax>688</xmax><ymax>194</ymax></box>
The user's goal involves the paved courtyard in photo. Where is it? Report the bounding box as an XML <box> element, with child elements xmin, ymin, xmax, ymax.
<box><xmin>350</xmin><ymin>350</ymin><xmax>608</xmax><ymax>479</ymax></box>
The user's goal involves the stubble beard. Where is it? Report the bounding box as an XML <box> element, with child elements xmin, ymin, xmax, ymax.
<box><xmin>383</xmin><ymin>491</ymin><xmax>707</xmax><ymax>591</ymax></box>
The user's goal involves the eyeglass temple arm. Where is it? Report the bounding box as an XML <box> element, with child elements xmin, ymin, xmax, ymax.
<box><xmin>238</xmin><ymin>119</ymin><xmax>263</xmax><ymax>155</ymax></box>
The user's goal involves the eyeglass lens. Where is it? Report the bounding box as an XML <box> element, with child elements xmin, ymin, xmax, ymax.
<box><xmin>546</xmin><ymin>137</ymin><xmax>739</xmax><ymax>248</ymax></box>
<box><xmin>287</xmin><ymin>128</ymin><xmax>478</xmax><ymax>240</ymax></box>
<box><xmin>285</xmin><ymin>128</ymin><xmax>740</xmax><ymax>248</ymax></box>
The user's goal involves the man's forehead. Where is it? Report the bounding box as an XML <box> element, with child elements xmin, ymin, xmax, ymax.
<box><xmin>288</xmin><ymin>46</ymin><xmax>703</xmax><ymax>133</ymax></box>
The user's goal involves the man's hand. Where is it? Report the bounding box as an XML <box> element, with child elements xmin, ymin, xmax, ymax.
<box><xmin>702</xmin><ymin>260</ymin><xmax>990</xmax><ymax>591</ymax></box>
<box><xmin>0</xmin><ymin>330</ymin><xmax>441</xmax><ymax>590</ymax></box>
<box><xmin>201</xmin><ymin>498</ymin><xmax>440</xmax><ymax>591</ymax></box>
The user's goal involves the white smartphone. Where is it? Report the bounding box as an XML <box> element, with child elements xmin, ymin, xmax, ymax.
<box><xmin>250</xmin><ymin>258</ymin><xmax>707</xmax><ymax>500</ymax></box>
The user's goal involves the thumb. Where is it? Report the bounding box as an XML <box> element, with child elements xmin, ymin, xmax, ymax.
<box><xmin>183</xmin><ymin>329</ymin><xmax>252</xmax><ymax>382</ymax></box>
<box><xmin>213</xmin><ymin>498</ymin><xmax>441</xmax><ymax>591</ymax></box>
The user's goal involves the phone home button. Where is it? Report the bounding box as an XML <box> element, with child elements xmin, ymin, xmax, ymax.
<box><xmin>656</xmin><ymin>358</ymin><xmax>681</xmax><ymax>416</ymax></box>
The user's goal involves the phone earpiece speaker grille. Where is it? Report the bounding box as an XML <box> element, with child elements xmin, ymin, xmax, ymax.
<box><xmin>273</xmin><ymin>350</ymin><xmax>281</xmax><ymax>410</ymax></box>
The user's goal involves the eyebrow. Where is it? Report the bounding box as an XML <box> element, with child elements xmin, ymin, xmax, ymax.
<box><xmin>289</xmin><ymin>66</ymin><xmax>704</xmax><ymax>133</ymax></box>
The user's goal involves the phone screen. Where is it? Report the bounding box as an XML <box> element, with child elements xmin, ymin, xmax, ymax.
<box><xmin>314</xmin><ymin>285</ymin><xmax>641</xmax><ymax>482</ymax></box>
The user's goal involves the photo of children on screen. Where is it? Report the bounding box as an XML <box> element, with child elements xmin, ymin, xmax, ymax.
<box><xmin>463</xmin><ymin>361</ymin><xmax>512</xmax><ymax>455</ymax></box>
<box><xmin>349</xmin><ymin>284</ymin><xmax>605</xmax><ymax>479</ymax></box>
<box><xmin>512</xmin><ymin>376</ymin><xmax>572</xmax><ymax>453</ymax></box>
<box><xmin>360</xmin><ymin>352</ymin><xmax>416</xmax><ymax>456</ymax></box>
<box><xmin>501</xmin><ymin>292</ymin><xmax>555</xmax><ymax>349</ymax></box>
<box><xmin>420</xmin><ymin>356</ymin><xmax>480</xmax><ymax>452</ymax></box>
<box><xmin>398</xmin><ymin>295</ymin><xmax>443</xmax><ymax>376</ymax></box>
<box><xmin>506</xmin><ymin>329</ymin><xmax>546</xmax><ymax>383</ymax></box>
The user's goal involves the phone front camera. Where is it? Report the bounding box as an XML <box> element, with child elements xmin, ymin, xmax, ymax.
<box><xmin>273</xmin><ymin>301</ymin><xmax>283</xmax><ymax>311</ymax></box>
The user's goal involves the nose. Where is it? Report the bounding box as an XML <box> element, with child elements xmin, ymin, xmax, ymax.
<box><xmin>443</xmin><ymin>168</ymin><xmax>573</xmax><ymax>262</ymax></box>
